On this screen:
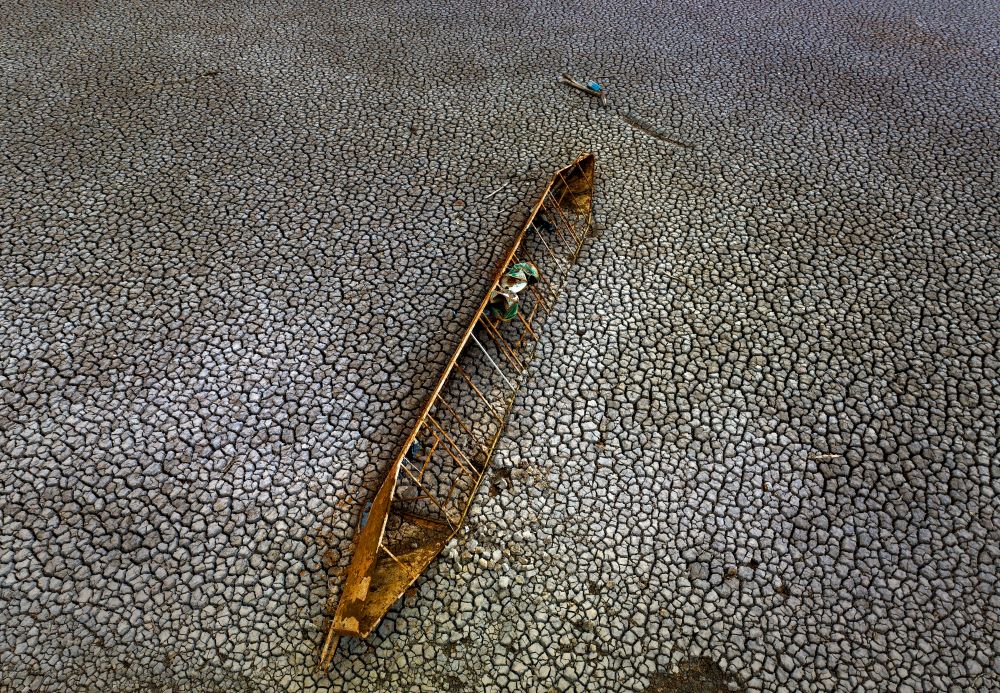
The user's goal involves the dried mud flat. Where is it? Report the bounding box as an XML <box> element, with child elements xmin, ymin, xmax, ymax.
<box><xmin>1</xmin><ymin>0</ymin><xmax>998</xmax><ymax>691</ymax></box>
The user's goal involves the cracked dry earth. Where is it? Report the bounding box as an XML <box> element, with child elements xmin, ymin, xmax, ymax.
<box><xmin>1</xmin><ymin>0</ymin><xmax>998</xmax><ymax>691</ymax></box>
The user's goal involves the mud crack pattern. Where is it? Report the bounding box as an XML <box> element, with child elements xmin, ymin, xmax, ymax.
<box><xmin>1</xmin><ymin>0</ymin><xmax>998</xmax><ymax>691</ymax></box>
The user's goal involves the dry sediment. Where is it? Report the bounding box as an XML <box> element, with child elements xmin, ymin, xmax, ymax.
<box><xmin>1</xmin><ymin>0</ymin><xmax>997</xmax><ymax>690</ymax></box>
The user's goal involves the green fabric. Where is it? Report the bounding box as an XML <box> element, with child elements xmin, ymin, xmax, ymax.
<box><xmin>509</xmin><ymin>262</ymin><xmax>540</xmax><ymax>284</ymax></box>
<box><xmin>501</xmin><ymin>261</ymin><xmax>540</xmax><ymax>294</ymax></box>
<box><xmin>487</xmin><ymin>289</ymin><xmax>519</xmax><ymax>321</ymax></box>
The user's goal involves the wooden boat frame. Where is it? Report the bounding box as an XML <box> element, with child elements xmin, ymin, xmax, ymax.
<box><xmin>319</xmin><ymin>153</ymin><xmax>596</xmax><ymax>668</ymax></box>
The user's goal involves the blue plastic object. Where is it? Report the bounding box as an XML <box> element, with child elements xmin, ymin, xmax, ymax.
<box><xmin>587</xmin><ymin>80</ymin><xmax>603</xmax><ymax>92</ymax></box>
